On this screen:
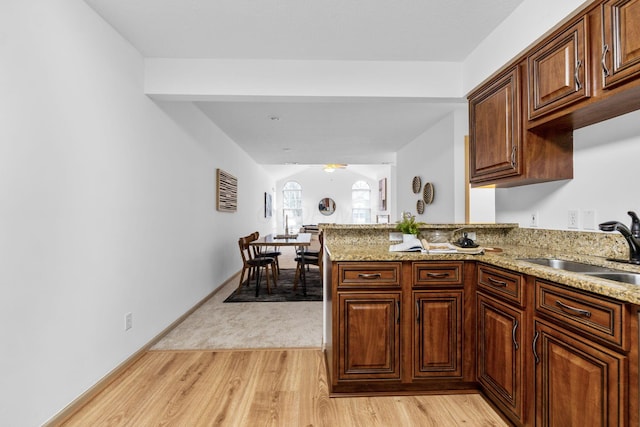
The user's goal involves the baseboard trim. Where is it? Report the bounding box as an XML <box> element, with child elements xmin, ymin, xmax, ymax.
<box><xmin>44</xmin><ymin>272</ymin><xmax>240</xmax><ymax>426</ymax></box>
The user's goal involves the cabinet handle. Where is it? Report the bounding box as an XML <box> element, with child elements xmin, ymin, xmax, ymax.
<box><xmin>510</xmin><ymin>145</ymin><xmax>517</xmax><ymax>168</ymax></box>
<box><xmin>396</xmin><ymin>301</ymin><xmax>401</xmax><ymax>324</ymax></box>
<box><xmin>602</xmin><ymin>44</ymin><xmax>611</xmax><ymax>77</ymax></box>
<box><xmin>574</xmin><ymin>59</ymin><xmax>583</xmax><ymax>90</ymax></box>
<box><xmin>532</xmin><ymin>330</ymin><xmax>540</xmax><ymax>364</ymax></box>
<box><xmin>416</xmin><ymin>300</ymin><xmax>420</xmax><ymax>323</ymax></box>
<box><xmin>487</xmin><ymin>277</ymin><xmax>508</xmax><ymax>287</ymax></box>
<box><xmin>512</xmin><ymin>319</ymin><xmax>519</xmax><ymax>351</ymax></box>
<box><xmin>358</xmin><ymin>273</ymin><xmax>382</xmax><ymax>280</ymax></box>
<box><xmin>427</xmin><ymin>272</ymin><xmax>448</xmax><ymax>278</ymax></box>
<box><xmin>555</xmin><ymin>300</ymin><xmax>592</xmax><ymax>318</ymax></box>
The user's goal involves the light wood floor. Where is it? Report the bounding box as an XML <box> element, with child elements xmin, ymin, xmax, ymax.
<box><xmin>60</xmin><ymin>348</ymin><xmax>509</xmax><ymax>426</ymax></box>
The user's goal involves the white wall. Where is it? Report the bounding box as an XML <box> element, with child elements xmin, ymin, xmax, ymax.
<box><xmin>0</xmin><ymin>1</ymin><xmax>273</xmax><ymax>425</ymax></box>
<box><xmin>495</xmin><ymin>109</ymin><xmax>640</xmax><ymax>230</ymax></box>
<box><xmin>275</xmin><ymin>167</ymin><xmax>389</xmax><ymax>228</ymax></box>
<box><xmin>397</xmin><ymin>109</ymin><xmax>468</xmax><ymax>223</ymax></box>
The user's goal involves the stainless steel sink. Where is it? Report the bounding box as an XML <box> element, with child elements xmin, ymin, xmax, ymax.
<box><xmin>518</xmin><ymin>258</ymin><xmax>616</xmax><ymax>273</ymax></box>
<box><xmin>583</xmin><ymin>272</ymin><xmax>640</xmax><ymax>285</ymax></box>
<box><xmin>518</xmin><ymin>257</ymin><xmax>640</xmax><ymax>285</ymax></box>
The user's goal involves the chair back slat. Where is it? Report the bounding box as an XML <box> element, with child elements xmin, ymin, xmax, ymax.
<box><xmin>238</xmin><ymin>235</ymin><xmax>254</xmax><ymax>265</ymax></box>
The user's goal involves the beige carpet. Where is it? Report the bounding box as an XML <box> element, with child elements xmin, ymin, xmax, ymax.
<box><xmin>152</xmin><ymin>245</ymin><xmax>323</xmax><ymax>350</ymax></box>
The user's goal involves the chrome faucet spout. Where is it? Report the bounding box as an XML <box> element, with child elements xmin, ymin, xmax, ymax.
<box><xmin>599</xmin><ymin>212</ymin><xmax>640</xmax><ymax>264</ymax></box>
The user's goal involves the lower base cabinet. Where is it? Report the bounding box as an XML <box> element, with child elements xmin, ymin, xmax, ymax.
<box><xmin>338</xmin><ymin>292</ymin><xmax>401</xmax><ymax>380</ymax></box>
<box><xmin>534</xmin><ymin>319</ymin><xmax>627</xmax><ymax>427</ymax></box>
<box><xmin>330</xmin><ymin>261</ymin><xmax>471</xmax><ymax>393</ymax></box>
<box><xmin>328</xmin><ymin>260</ymin><xmax>637</xmax><ymax>426</ymax></box>
<box><xmin>477</xmin><ymin>293</ymin><xmax>524</xmax><ymax>424</ymax></box>
<box><xmin>413</xmin><ymin>290</ymin><xmax>463</xmax><ymax>379</ymax></box>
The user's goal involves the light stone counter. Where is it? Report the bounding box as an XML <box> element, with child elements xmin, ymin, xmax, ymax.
<box><xmin>322</xmin><ymin>224</ymin><xmax>640</xmax><ymax>305</ymax></box>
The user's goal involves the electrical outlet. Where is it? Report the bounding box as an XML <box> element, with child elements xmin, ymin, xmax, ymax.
<box><xmin>125</xmin><ymin>312</ymin><xmax>133</xmax><ymax>331</ymax></box>
<box><xmin>583</xmin><ymin>209</ymin><xmax>596</xmax><ymax>230</ymax></box>
<box><xmin>568</xmin><ymin>210</ymin><xmax>579</xmax><ymax>229</ymax></box>
<box><xmin>529</xmin><ymin>212</ymin><xmax>539</xmax><ymax>227</ymax></box>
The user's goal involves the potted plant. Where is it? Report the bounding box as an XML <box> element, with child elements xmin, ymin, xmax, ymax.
<box><xmin>396</xmin><ymin>211</ymin><xmax>425</xmax><ymax>242</ymax></box>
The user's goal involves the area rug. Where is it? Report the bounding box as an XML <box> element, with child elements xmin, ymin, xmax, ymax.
<box><xmin>224</xmin><ymin>268</ymin><xmax>322</xmax><ymax>302</ymax></box>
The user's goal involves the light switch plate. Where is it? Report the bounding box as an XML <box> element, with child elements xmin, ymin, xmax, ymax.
<box><xmin>568</xmin><ymin>210</ymin><xmax>579</xmax><ymax>229</ymax></box>
<box><xmin>583</xmin><ymin>209</ymin><xmax>596</xmax><ymax>230</ymax></box>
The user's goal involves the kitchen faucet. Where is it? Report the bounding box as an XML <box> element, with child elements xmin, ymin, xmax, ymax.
<box><xmin>599</xmin><ymin>211</ymin><xmax>640</xmax><ymax>264</ymax></box>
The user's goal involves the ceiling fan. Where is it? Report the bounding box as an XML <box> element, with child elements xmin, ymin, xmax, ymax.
<box><xmin>323</xmin><ymin>163</ymin><xmax>348</xmax><ymax>173</ymax></box>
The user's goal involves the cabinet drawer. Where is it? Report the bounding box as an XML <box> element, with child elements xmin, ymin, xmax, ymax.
<box><xmin>413</xmin><ymin>262</ymin><xmax>463</xmax><ymax>287</ymax></box>
<box><xmin>535</xmin><ymin>280</ymin><xmax>627</xmax><ymax>349</ymax></box>
<box><xmin>477</xmin><ymin>264</ymin><xmax>524</xmax><ymax>306</ymax></box>
<box><xmin>337</xmin><ymin>262</ymin><xmax>401</xmax><ymax>288</ymax></box>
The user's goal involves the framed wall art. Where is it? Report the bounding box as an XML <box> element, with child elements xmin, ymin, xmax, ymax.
<box><xmin>216</xmin><ymin>168</ymin><xmax>237</xmax><ymax>212</ymax></box>
<box><xmin>379</xmin><ymin>178</ymin><xmax>387</xmax><ymax>211</ymax></box>
<box><xmin>264</xmin><ymin>192</ymin><xmax>272</xmax><ymax>218</ymax></box>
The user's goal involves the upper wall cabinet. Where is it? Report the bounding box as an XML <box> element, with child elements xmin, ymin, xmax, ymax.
<box><xmin>468</xmin><ymin>65</ymin><xmax>573</xmax><ymax>187</ymax></box>
<box><xmin>468</xmin><ymin>0</ymin><xmax>640</xmax><ymax>187</ymax></box>
<box><xmin>468</xmin><ymin>67</ymin><xmax>522</xmax><ymax>184</ymax></box>
<box><xmin>527</xmin><ymin>18</ymin><xmax>590</xmax><ymax>120</ymax></box>
<box><xmin>602</xmin><ymin>0</ymin><xmax>640</xmax><ymax>89</ymax></box>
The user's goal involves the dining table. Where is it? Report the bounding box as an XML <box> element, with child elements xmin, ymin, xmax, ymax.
<box><xmin>250</xmin><ymin>233</ymin><xmax>313</xmax><ymax>297</ymax></box>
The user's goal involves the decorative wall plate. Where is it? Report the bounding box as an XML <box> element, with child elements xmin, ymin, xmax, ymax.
<box><xmin>412</xmin><ymin>176</ymin><xmax>421</xmax><ymax>194</ymax></box>
<box><xmin>417</xmin><ymin>199</ymin><xmax>425</xmax><ymax>214</ymax></box>
<box><xmin>423</xmin><ymin>182</ymin><xmax>434</xmax><ymax>204</ymax></box>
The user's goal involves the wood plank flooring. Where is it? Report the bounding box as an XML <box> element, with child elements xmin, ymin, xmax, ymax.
<box><xmin>59</xmin><ymin>348</ymin><xmax>508</xmax><ymax>426</ymax></box>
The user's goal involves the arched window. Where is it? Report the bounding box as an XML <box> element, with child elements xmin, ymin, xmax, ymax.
<box><xmin>282</xmin><ymin>181</ymin><xmax>302</xmax><ymax>233</ymax></box>
<box><xmin>352</xmin><ymin>181</ymin><xmax>371</xmax><ymax>224</ymax></box>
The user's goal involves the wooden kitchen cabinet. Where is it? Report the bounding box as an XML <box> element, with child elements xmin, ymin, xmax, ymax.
<box><xmin>477</xmin><ymin>293</ymin><xmax>525</xmax><ymax>424</ymax></box>
<box><xmin>602</xmin><ymin>0</ymin><xmax>640</xmax><ymax>89</ymax></box>
<box><xmin>527</xmin><ymin>17</ymin><xmax>590</xmax><ymax>120</ymax></box>
<box><xmin>468</xmin><ymin>64</ymin><xmax>573</xmax><ymax>187</ymax></box>
<box><xmin>328</xmin><ymin>261</ymin><xmax>472</xmax><ymax>393</ymax></box>
<box><xmin>468</xmin><ymin>66</ymin><xmax>522</xmax><ymax>184</ymax></box>
<box><xmin>533</xmin><ymin>319</ymin><xmax>626</xmax><ymax>426</ymax></box>
<box><xmin>337</xmin><ymin>292</ymin><xmax>401</xmax><ymax>380</ymax></box>
<box><xmin>412</xmin><ymin>262</ymin><xmax>466</xmax><ymax>381</ymax></box>
<box><xmin>467</xmin><ymin>0</ymin><xmax>640</xmax><ymax>187</ymax></box>
<box><xmin>533</xmin><ymin>278</ymin><xmax>630</xmax><ymax>426</ymax></box>
<box><xmin>476</xmin><ymin>263</ymin><xmax>526</xmax><ymax>425</ymax></box>
<box><xmin>413</xmin><ymin>290</ymin><xmax>463</xmax><ymax>379</ymax></box>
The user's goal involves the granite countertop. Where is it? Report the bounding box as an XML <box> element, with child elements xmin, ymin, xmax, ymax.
<box><xmin>326</xmin><ymin>242</ymin><xmax>640</xmax><ymax>305</ymax></box>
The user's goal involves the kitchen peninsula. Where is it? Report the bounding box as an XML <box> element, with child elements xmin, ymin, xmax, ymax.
<box><xmin>321</xmin><ymin>223</ymin><xmax>640</xmax><ymax>426</ymax></box>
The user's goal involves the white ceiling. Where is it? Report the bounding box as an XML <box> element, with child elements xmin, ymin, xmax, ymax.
<box><xmin>85</xmin><ymin>0</ymin><xmax>525</xmax><ymax>166</ymax></box>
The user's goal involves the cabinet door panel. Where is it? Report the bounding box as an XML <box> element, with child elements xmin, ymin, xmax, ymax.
<box><xmin>469</xmin><ymin>67</ymin><xmax>521</xmax><ymax>182</ymax></box>
<box><xmin>528</xmin><ymin>18</ymin><xmax>589</xmax><ymax>119</ymax></box>
<box><xmin>603</xmin><ymin>0</ymin><xmax>640</xmax><ymax>88</ymax></box>
<box><xmin>477</xmin><ymin>293</ymin><xmax>523</xmax><ymax>422</ymax></box>
<box><xmin>338</xmin><ymin>293</ymin><xmax>401</xmax><ymax>380</ymax></box>
<box><xmin>535</xmin><ymin>320</ymin><xmax>626</xmax><ymax>427</ymax></box>
<box><xmin>413</xmin><ymin>291</ymin><xmax>463</xmax><ymax>378</ymax></box>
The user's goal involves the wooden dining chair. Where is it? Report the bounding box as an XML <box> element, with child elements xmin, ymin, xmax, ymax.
<box><xmin>293</xmin><ymin>231</ymin><xmax>323</xmax><ymax>290</ymax></box>
<box><xmin>238</xmin><ymin>234</ymin><xmax>277</xmax><ymax>295</ymax></box>
<box><xmin>251</xmin><ymin>231</ymin><xmax>281</xmax><ymax>276</ymax></box>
